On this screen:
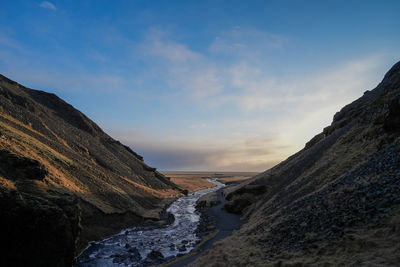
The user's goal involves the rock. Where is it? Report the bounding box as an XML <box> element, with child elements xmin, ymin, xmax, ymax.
<box><xmin>0</xmin><ymin>189</ymin><xmax>80</xmax><ymax>266</ymax></box>
<box><xmin>167</xmin><ymin>213</ymin><xmax>175</xmax><ymax>224</ymax></box>
<box><xmin>127</xmin><ymin>247</ymin><xmax>142</xmax><ymax>262</ymax></box>
<box><xmin>112</xmin><ymin>250</ymin><xmax>141</xmax><ymax>264</ymax></box>
<box><xmin>0</xmin><ymin>150</ymin><xmax>48</xmax><ymax>180</ymax></box>
<box><xmin>196</xmin><ymin>200</ymin><xmax>207</xmax><ymax>208</ymax></box>
<box><xmin>305</xmin><ymin>132</ymin><xmax>325</xmax><ymax>149</ymax></box>
<box><xmin>196</xmin><ymin>191</ymin><xmax>221</xmax><ymax>208</ymax></box>
<box><xmin>146</xmin><ymin>250</ymin><xmax>164</xmax><ymax>262</ymax></box>
<box><xmin>224</xmin><ymin>197</ymin><xmax>252</xmax><ymax>214</ymax></box>
<box><xmin>383</xmin><ymin>98</ymin><xmax>400</xmax><ymax>132</ymax></box>
<box><xmin>112</xmin><ymin>254</ymin><xmax>126</xmax><ymax>264</ymax></box>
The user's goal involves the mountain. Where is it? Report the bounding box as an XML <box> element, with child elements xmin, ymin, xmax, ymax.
<box><xmin>193</xmin><ymin>61</ymin><xmax>400</xmax><ymax>266</ymax></box>
<box><xmin>0</xmin><ymin>75</ymin><xmax>183</xmax><ymax>266</ymax></box>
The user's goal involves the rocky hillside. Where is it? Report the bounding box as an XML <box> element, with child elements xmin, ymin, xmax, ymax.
<box><xmin>0</xmin><ymin>75</ymin><xmax>183</xmax><ymax>266</ymax></box>
<box><xmin>193</xmin><ymin>61</ymin><xmax>400</xmax><ymax>266</ymax></box>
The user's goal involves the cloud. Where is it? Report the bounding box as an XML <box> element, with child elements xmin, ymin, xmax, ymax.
<box><xmin>0</xmin><ymin>32</ymin><xmax>26</xmax><ymax>52</ymax></box>
<box><xmin>2</xmin><ymin>64</ymin><xmax>125</xmax><ymax>94</ymax></box>
<box><xmin>188</xmin><ymin>123</ymin><xmax>207</xmax><ymax>129</ymax></box>
<box><xmin>87</xmin><ymin>50</ymin><xmax>109</xmax><ymax>63</ymax></box>
<box><xmin>131</xmin><ymin>145</ymin><xmax>212</xmax><ymax>171</ymax></box>
<box><xmin>1</xmin><ymin>24</ymin><xmax>390</xmax><ymax>172</ymax></box>
<box><xmin>136</xmin><ymin>28</ymin><xmax>384</xmax><ymax>117</ymax></box>
<box><xmin>129</xmin><ymin>143</ymin><xmax>281</xmax><ymax>171</ymax></box>
<box><xmin>137</xmin><ymin>28</ymin><xmax>383</xmax><ymax>114</ymax></box>
<box><xmin>0</xmin><ymin>31</ymin><xmax>126</xmax><ymax>94</ymax></box>
<box><xmin>39</xmin><ymin>1</ymin><xmax>57</xmax><ymax>11</ymax></box>
<box><xmin>138</xmin><ymin>29</ymin><xmax>224</xmax><ymax>100</ymax></box>
<box><xmin>209</xmin><ymin>27</ymin><xmax>286</xmax><ymax>55</ymax></box>
<box><xmin>221</xmin><ymin>56</ymin><xmax>385</xmax><ymax>151</ymax></box>
<box><xmin>143</xmin><ymin>29</ymin><xmax>200</xmax><ymax>63</ymax></box>
<box><xmin>137</xmin><ymin>27</ymin><xmax>289</xmax><ymax>105</ymax></box>
<box><xmin>115</xmin><ymin>44</ymin><xmax>385</xmax><ymax>171</ymax></box>
<box><xmin>225</xmin><ymin>55</ymin><xmax>384</xmax><ymax>111</ymax></box>
<box><xmin>113</xmin><ymin>130</ymin><xmax>288</xmax><ymax>171</ymax></box>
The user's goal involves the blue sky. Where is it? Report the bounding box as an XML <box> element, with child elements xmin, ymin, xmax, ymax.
<box><xmin>1</xmin><ymin>0</ymin><xmax>399</xmax><ymax>171</ymax></box>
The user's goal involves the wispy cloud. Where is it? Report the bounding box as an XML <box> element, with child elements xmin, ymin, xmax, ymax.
<box><xmin>0</xmin><ymin>32</ymin><xmax>26</xmax><ymax>52</ymax></box>
<box><xmin>188</xmin><ymin>123</ymin><xmax>207</xmax><ymax>129</ymax></box>
<box><xmin>117</xmin><ymin>134</ymin><xmax>284</xmax><ymax>171</ymax></box>
<box><xmin>139</xmin><ymin>29</ymin><xmax>223</xmax><ymax>100</ymax></box>
<box><xmin>122</xmin><ymin>29</ymin><xmax>386</xmax><ymax>171</ymax></box>
<box><xmin>39</xmin><ymin>1</ymin><xmax>57</xmax><ymax>11</ymax></box>
<box><xmin>0</xmin><ymin>23</ymin><xmax>390</xmax><ymax>171</ymax></box>
<box><xmin>0</xmin><ymin>30</ymin><xmax>126</xmax><ymax>94</ymax></box>
<box><xmin>137</xmin><ymin>27</ymin><xmax>288</xmax><ymax>105</ymax></box>
<box><xmin>137</xmin><ymin>28</ymin><xmax>383</xmax><ymax>113</ymax></box>
<box><xmin>209</xmin><ymin>27</ymin><xmax>286</xmax><ymax>55</ymax></box>
<box><xmin>224</xmin><ymin>56</ymin><xmax>383</xmax><ymax>111</ymax></box>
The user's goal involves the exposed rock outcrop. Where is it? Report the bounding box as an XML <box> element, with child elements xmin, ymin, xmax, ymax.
<box><xmin>0</xmin><ymin>150</ymin><xmax>48</xmax><ymax>180</ymax></box>
<box><xmin>196</xmin><ymin>191</ymin><xmax>221</xmax><ymax>208</ymax></box>
<box><xmin>0</xmin><ymin>187</ymin><xmax>80</xmax><ymax>266</ymax></box>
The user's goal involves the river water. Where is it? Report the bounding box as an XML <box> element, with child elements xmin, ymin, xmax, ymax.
<box><xmin>76</xmin><ymin>179</ymin><xmax>225</xmax><ymax>266</ymax></box>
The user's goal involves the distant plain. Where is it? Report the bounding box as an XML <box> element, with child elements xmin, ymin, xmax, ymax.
<box><xmin>161</xmin><ymin>171</ymin><xmax>258</xmax><ymax>193</ymax></box>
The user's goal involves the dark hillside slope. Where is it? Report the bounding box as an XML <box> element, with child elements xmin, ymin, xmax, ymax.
<box><xmin>0</xmin><ymin>75</ymin><xmax>182</xmax><ymax>266</ymax></box>
<box><xmin>193</xmin><ymin>61</ymin><xmax>400</xmax><ymax>266</ymax></box>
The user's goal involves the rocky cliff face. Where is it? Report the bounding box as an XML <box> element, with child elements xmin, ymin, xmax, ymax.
<box><xmin>0</xmin><ymin>75</ymin><xmax>182</xmax><ymax>266</ymax></box>
<box><xmin>193</xmin><ymin>61</ymin><xmax>400</xmax><ymax>266</ymax></box>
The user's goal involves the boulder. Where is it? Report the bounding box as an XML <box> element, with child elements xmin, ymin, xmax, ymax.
<box><xmin>146</xmin><ymin>250</ymin><xmax>164</xmax><ymax>264</ymax></box>
<box><xmin>196</xmin><ymin>191</ymin><xmax>221</xmax><ymax>208</ymax></box>
<box><xmin>127</xmin><ymin>247</ymin><xmax>142</xmax><ymax>262</ymax></box>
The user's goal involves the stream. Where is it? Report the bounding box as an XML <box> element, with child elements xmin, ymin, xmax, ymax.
<box><xmin>76</xmin><ymin>179</ymin><xmax>225</xmax><ymax>266</ymax></box>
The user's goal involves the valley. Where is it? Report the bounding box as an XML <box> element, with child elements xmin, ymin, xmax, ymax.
<box><xmin>2</xmin><ymin>1</ymin><xmax>400</xmax><ymax>266</ymax></box>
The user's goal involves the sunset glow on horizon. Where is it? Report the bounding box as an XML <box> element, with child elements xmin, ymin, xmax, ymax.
<box><xmin>1</xmin><ymin>0</ymin><xmax>399</xmax><ymax>171</ymax></box>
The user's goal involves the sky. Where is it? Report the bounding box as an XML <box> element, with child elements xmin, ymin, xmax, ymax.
<box><xmin>0</xmin><ymin>0</ymin><xmax>399</xmax><ymax>171</ymax></box>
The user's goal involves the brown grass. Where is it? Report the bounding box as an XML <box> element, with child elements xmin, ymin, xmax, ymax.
<box><xmin>217</xmin><ymin>176</ymin><xmax>254</xmax><ymax>183</ymax></box>
<box><xmin>167</xmin><ymin>175</ymin><xmax>216</xmax><ymax>193</ymax></box>
<box><xmin>162</xmin><ymin>172</ymin><xmax>257</xmax><ymax>193</ymax></box>
<box><xmin>0</xmin><ymin>112</ymin><xmax>181</xmax><ymax>216</ymax></box>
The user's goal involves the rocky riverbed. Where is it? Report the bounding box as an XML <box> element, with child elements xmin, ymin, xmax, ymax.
<box><xmin>75</xmin><ymin>179</ymin><xmax>225</xmax><ymax>266</ymax></box>
<box><xmin>168</xmin><ymin>186</ymin><xmax>242</xmax><ymax>267</ymax></box>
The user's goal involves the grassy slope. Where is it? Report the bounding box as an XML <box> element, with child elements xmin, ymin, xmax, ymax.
<box><xmin>0</xmin><ymin>75</ymin><xmax>183</xmax><ymax>264</ymax></box>
<box><xmin>193</xmin><ymin>62</ymin><xmax>400</xmax><ymax>266</ymax></box>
